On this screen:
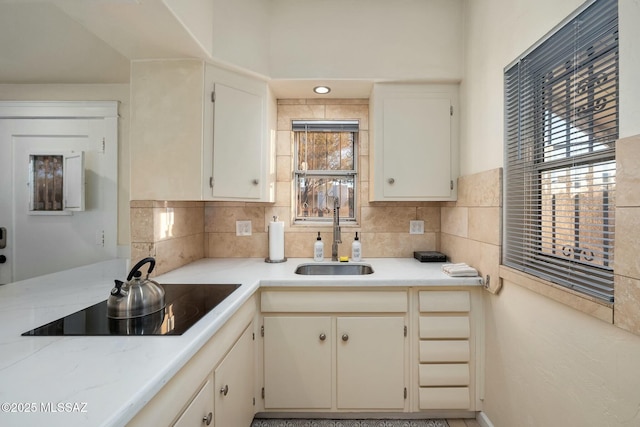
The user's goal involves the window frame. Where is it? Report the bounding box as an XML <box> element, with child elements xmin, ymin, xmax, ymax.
<box><xmin>292</xmin><ymin>120</ymin><xmax>359</xmax><ymax>224</ymax></box>
<box><xmin>503</xmin><ymin>0</ymin><xmax>618</xmax><ymax>303</ymax></box>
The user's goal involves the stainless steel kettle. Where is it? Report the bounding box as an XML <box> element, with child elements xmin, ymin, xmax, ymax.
<box><xmin>107</xmin><ymin>257</ymin><xmax>166</xmax><ymax>319</ymax></box>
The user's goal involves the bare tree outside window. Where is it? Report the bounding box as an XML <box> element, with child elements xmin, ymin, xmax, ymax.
<box><xmin>293</xmin><ymin>121</ymin><xmax>358</xmax><ymax>222</ymax></box>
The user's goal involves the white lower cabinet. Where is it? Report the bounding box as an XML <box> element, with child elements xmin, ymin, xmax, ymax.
<box><xmin>172</xmin><ymin>374</ymin><xmax>214</xmax><ymax>427</ymax></box>
<box><xmin>215</xmin><ymin>324</ymin><xmax>255</xmax><ymax>427</ymax></box>
<box><xmin>336</xmin><ymin>316</ymin><xmax>405</xmax><ymax>410</ymax></box>
<box><xmin>263</xmin><ymin>316</ymin><xmax>332</xmax><ymax>409</ymax></box>
<box><xmin>127</xmin><ymin>297</ymin><xmax>257</xmax><ymax>427</ymax></box>
<box><xmin>261</xmin><ymin>290</ymin><xmax>409</xmax><ymax>412</ymax></box>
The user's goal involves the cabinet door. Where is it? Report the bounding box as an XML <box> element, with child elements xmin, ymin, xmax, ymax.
<box><xmin>172</xmin><ymin>374</ymin><xmax>214</xmax><ymax>427</ymax></box>
<box><xmin>212</xmin><ymin>83</ymin><xmax>263</xmax><ymax>200</ymax></box>
<box><xmin>382</xmin><ymin>96</ymin><xmax>451</xmax><ymax>199</ymax></box>
<box><xmin>263</xmin><ymin>316</ymin><xmax>332</xmax><ymax>409</ymax></box>
<box><xmin>336</xmin><ymin>317</ymin><xmax>405</xmax><ymax>410</ymax></box>
<box><xmin>214</xmin><ymin>324</ymin><xmax>255</xmax><ymax>427</ymax></box>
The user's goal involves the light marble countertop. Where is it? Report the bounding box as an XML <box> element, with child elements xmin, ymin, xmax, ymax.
<box><xmin>0</xmin><ymin>257</ymin><xmax>481</xmax><ymax>427</ymax></box>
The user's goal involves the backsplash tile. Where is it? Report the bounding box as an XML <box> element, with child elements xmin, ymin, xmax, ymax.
<box><xmin>441</xmin><ymin>168</ymin><xmax>502</xmax><ymax>293</ymax></box>
<box><xmin>203</xmin><ymin>98</ymin><xmax>442</xmax><ymax>259</ymax></box>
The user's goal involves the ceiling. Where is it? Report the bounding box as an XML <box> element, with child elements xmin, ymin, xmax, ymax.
<box><xmin>0</xmin><ymin>0</ymin><xmax>375</xmax><ymax>98</ymax></box>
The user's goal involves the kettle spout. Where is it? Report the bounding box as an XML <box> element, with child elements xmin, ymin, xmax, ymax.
<box><xmin>110</xmin><ymin>279</ymin><xmax>126</xmax><ymax>297</ymax></box>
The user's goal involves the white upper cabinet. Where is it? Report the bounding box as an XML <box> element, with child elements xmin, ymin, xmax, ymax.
<box><xmin>204</xmin><ymin>64</ymin><xmax>276</xmax><ymax>202</ymax></box>
<box><xmin>130</xmin><ymin>60</ymin><xmax>275</xmax><ymax>202</ymax></box>
<box><xmin>369</xmin><ymin>83</ymin><xmax>459</xmax><ymax>201</ymax></box>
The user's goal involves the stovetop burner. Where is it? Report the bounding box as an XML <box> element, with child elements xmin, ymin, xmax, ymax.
<box><xmin>21</xmin><ymin>284</ymin><xmax>241</xmax><ymax>336</ymax></box>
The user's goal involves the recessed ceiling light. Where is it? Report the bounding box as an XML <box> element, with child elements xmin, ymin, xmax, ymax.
<box><xmin>313</xmin><ymin>86</ymin><xmax>331</xmax><ymax>95</ymax></box>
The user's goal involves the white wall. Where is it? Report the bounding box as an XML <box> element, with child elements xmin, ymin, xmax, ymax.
<box><xmin>462</xmin><ymin>1</ymin><xmax>640</xmax><ymax>425</ymax></box>
<box><xmin>269</xmin><ymin>0</ymin><xmax>464</xmax><ymax>81</ymax></box>
<box><xmin>484</xmin><ymin>283</ymin><xmax>640</xmax><ymax>427</ymax></box>
<box><xmin>211</xmin><ymin>0</ymin><xmax>271</xmax><ymax>77</ymax></box>
<box><xmin>0</xmin><ymin>84</ymin><xmax>130</xmax><ymax>249</ymax></box>
<box><xmin>459</xmin><ymin>0</ymin><xmax>585</xmax><ymax>176</ymax></box>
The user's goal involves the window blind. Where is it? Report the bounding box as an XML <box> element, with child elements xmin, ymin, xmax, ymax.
<box><xmin>292</xmin><ymin>120</ymin><xmax>359</xmax><ymax>132</ymax></box>
<box><xmin>503</xmin><ymin>0</ymin><xmax>618</xmax><ymax>302</ymax></box>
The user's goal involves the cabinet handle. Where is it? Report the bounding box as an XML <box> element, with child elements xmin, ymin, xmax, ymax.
<box><xmin>319</xmin><ymin>333</ymin><xmax>326</xmax><ymax>341</ymax></box>
<box><xmin>220</xmin><ymin>384</ymin><xmax>229</xmax><ymax>396</ymax></box>
<box><xmin>387</xmin><ymin>178</ymin><xmax>395</xmax><ymax>184</ymax></box>
<box><xmin>342</xmin><ymin>333</ymin><xmax>349</xmax><ymax>342</ymax></box>
<box><xmin>252</xmin><ymin>179</ymin><xmax>259</xmax><ymax>185</ymax></box>
<box><xmin>203</xmin><ymin>412</ymin><xmax>213</xmax><ymax>425</ymax></box>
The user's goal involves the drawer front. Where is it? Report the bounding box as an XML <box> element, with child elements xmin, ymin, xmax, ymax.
<box><xmin>419</xmin><ymin>291</ymin><xmax>470</xmax><ymax>312</ymax></box>
<box><xmin>261</xmin><ymin>291</ymin><xmax>407</xmax><ymax>313</ymax></box>
<box><xmin>419</xmin><ymin>340</ymin><xmax>470</xmax><ymax>363</ymax></box>
<box><xmin>419</xmin><ymin>316</ymin><xmax>470</xmax><ymax>339</ymax></box>
<box><xmin>418</xmin><ymin>387</ymin><xmax>470</xmax><ymax>410</ymax></box>
<box><xmin>419</xmin><ymin>363</ymin><xmax>470</xmax><ymax>386</ymax></box>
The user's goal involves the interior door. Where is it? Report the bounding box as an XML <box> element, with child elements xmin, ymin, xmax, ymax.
<box><xmin>0</xmin><ymin>117</ymin><xmax>117</xmax><ymax>283</ymax></box>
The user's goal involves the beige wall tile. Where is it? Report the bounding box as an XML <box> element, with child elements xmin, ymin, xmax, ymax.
<box><xmin>468</xmin><ymin>207</ymin><xmax>501</xmax><ymax>245</ymax></box>
<box><xmin>277</xmin><ymin>104</ymin><xmax>325</xmax><ymax>130</ymax></box>
<box><xmin>614</xmin><ymin>275</ymin><xmax>640</xmax><ymax>335</ymax></box>
<box><xmin>264</xmin><ymin>206</ymin><xmax>292</xmax><ymax>230</ymax></box>
<box><xmin>361</xmin><ymin>206</ymin><xmax>417</xmax><ymax>232</ymax></box>
<box><xmin>359</xmin><ymin>155</ymin><xmax>369</xmax><ymax>183</ymax></box>
<box><xmin>441</xmin><ymin>206</ymin><xmax>469</xmax><ymax>238</ymax></box>
<box><xmin>153</xmin><ymin>205</ymin><xmax>203</xmax><ymax>241</ymax></box>
<box><xmin>131</xmin><ymin>242</ymin><xmax>155</xmax><ymax>266</ymax></box>
<box><xmin>417</xmin><ymin>206</ymin><xmax>441</xmax><ymax>232</ymax></box>
<box><xmin>207</xmin><ymin>232</ymin><xmax>268</xmax><ymax>258</ymax></box>
<box><xmin>441</xmin><ymin>233</ymin><xmax>499</xmax><ymax>286</ymax></box>
<box><xmin>359</xmin><ymin>130</ymin><xmax>369</xmax><ymax>156</ymax></box>
<box><xmin>325</xmin><ymin>104</ymin><xmax>369</xmax><ymax>130</ymax></box>
<box><xmin>275</xmin><ymin>181</ymin><xmax>291</xmax><ymax>207</ymax></box>
<box><xmin>276</xmin><ymin>130</ymin><xmax>292</xmax><ymax>156</ymax></box>
<box><xmin>130</xmin><ymin>207</ymin><xmax>154</xmax><ymax>243</ymax></box>
<box><xmin>457</xmin><ymin>168</ymin><xmax>502</xmax><ymax>207</ymax></box>
<box><xmin>614</xmin><ymin>207</ymin><xmax>640</xmax><ymax>279</ymax></box>
<box><xmin>204</xmin><ymin>206</ymin><xmax>266</xmax><ymax>233</ymax></box>
<box><xmin>276</xmin><ymin>155</ymin><xmax>291</xmax><ymax>182</ymax></box>
<box><xmin>616</xmin><ymin>134</ymin><xmax>640</xmax><ymax>207</ymax></box>
<box><xmin>154</xmin><ymin>233</ymin><xmax>204</xmax><ymax>275</ymax></box>
<box><xmin>363</xmin><ymin>232</ymin><xmax>437</xmax><ymax>258</ymax></box>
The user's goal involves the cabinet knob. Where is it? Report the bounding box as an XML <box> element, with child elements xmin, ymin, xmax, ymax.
<box><xmin>220</xmin><ymin>384</ymin><xmax>229</xmax><ymax>396</ymax></box>
<box><xmin>387</xmin><ymin>178</ymin><xmax>395</xmax><ymax>184</ymax></box>
<box><xmin>252</xmin><ymin>179</ymin><xmax>259</xmax><ymax>185</ymax></box>
<box><xmin>203</xmin><ymin>412</ymin><xmax>213</xmax><ymax>425</ymax></box>
<box><xmin>342</xmin><ymin>333</ymin><xmax>349</xmax><ymax>342</ymax></box>
<box><xmin>319</xmin><ymin>333</ymin><xmax>326</xmax><ymax>341</ymax></box>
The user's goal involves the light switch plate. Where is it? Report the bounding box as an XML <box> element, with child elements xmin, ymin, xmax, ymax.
<box><xmin>236</xmin><ymin>221</ymin><xmax>252</xmax><ymax>236</ymax></box>
<box><xmin>409</xmin><ymin>220</ymin><xmax>424</xmax><ymax>235</ymax></box>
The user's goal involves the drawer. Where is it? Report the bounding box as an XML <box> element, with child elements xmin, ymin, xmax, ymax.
<box><xmin>419</xmin><ymin>363</ymin><xmax>469</xmax><ymax>386</ymax></box>
<box><xmin>418</xmin><ymin>387</ymin><xmax>470</xmax><ymax>410</ymax></box>
<box><xmin>419</xmin><ymin>291</ymin><xmax>470</xmax><ymax>312</ymax></box>
<box><xmin>419</xmin><ymin>316</ymin><xmax>470</xmax><ymax>339</ymax></box>
<box><xmin>261</xmin><ymin>291</ymin><xmax>407</xmax><ymax>313</ymax></box>
<box><xmin>419</xmin><ymin>340</ymin><xmax>470</xmax><ymax>363</ymax></box>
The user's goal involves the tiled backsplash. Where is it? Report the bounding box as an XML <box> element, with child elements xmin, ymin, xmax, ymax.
<box><xmin>440</xmin><ymin>168</ymin><xmax>502</xmax><ymax>293</ymax></box>
<box><xmin>204</xmin><ymin>99</ymin><xmax>441</xmax><ymax>260</ymax></box>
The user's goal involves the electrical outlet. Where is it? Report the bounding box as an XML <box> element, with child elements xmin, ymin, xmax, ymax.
<box><xmin>236</xmin><ymin>220</ymin><xmax>252</xmax><ymax>236</ymax></box>
<box><xmin>409</xmin><ymin>220</ymin><xmax>424</xmax><ymax>235</ymax></box>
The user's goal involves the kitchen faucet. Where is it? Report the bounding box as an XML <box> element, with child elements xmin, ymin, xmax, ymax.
<box><xmin>332</xmin><ymin>198</ymin><xmax>341</xmax><ymax>261</ymax></box>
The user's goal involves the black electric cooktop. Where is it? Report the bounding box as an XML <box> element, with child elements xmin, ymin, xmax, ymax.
<box><xmin>21</xmin><ymin>283</ymin><xmax>241</xmax><ymax>336</ymax></box>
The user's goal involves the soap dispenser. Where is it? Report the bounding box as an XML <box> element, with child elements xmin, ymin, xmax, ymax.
<box><xmin>351</xmin><ymin>232</ymin><xmax>362</xmax><ymax>261</ymax></box>
<box><xmin>314</xmin><ymin>232</ymin><xmax>324</xmax><ymax>262</ymax></box>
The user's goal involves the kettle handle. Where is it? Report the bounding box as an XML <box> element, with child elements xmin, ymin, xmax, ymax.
<box><xmin>127</xmin><ymin>257</ymin><xmax>156</xmax><ymax>281</ymax></box>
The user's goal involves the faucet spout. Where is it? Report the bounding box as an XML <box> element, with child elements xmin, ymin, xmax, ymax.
<box><xmin>331</xmin><ymin>198</ymin><xmax>341</xmax><ymax>261</ymax></box>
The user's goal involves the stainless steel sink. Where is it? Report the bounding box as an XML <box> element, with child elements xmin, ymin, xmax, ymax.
<box><xmin>294</xmin><ymin>263</ymin><xmax>374</xmax><ymax>275</ymax></box>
